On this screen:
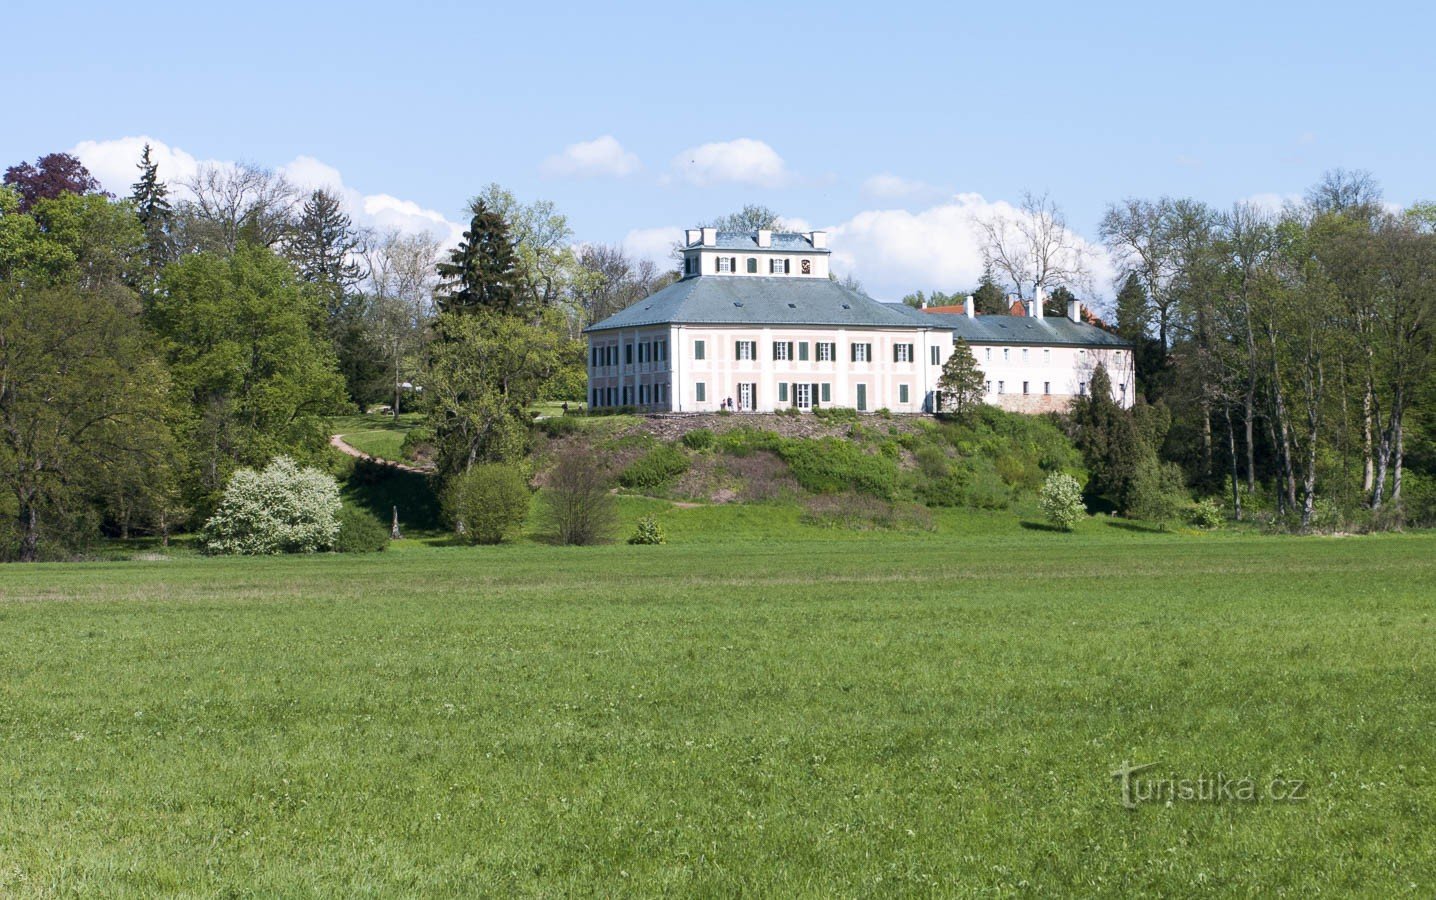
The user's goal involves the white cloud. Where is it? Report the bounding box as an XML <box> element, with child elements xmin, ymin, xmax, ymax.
<box><xmin>540</xmin><ymin>135</ymin><xmax>640</xmax><ymax>178</ymax></box>
<box><xmin>622</xmin><ymin>226</ymin><xmax>682</xmax><ymax>268</ymax></box>
<box><xmin>669</xmin><ymin>138</ymin><xmax>788</xmax><ymax>187</ymax></box>
<box><xmin>825</xmin><ymin>193</ymin><xmax>1115</xmax><ymax>305</ymax></box>
<box><xmin>860</xmin><ymin>173</ymin><xmax>946</xmax><ymax>204</ymax></box>
<box><xmin>1241</xmin><ymin>192</ymin><xmax>1302</xmax><ymax>215</ymax></box>
<box><xmin>70</xmin><ymin>136</ymin><xmax>465</xmax><ymax>246</ymax></box>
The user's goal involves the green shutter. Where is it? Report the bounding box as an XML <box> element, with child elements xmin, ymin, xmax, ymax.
<box><xmin>778</xmin><ymin>382</ymin><xmax>788</xmax><ymax>402</ymax></box>
<box><xmin>821</xmin><ymin>383</ymin><xmax>831</xmax><ymax>403</ymax></box>
<box><xmin>694</xmin><ymin>340</ymin><xmax>704</xmax><ymax>361</ymax></box>
<box><xmin>900</xmin><ymin>384</ymin><xmax>909</xmax><ymax>403</ymax></box>
<box><xmin>696</xmin><ymin>383</ymin><xmax>705</xmax><ymax>402</ymax></box>
<box><xmin>798</xmin><ymin>341</ymin><xmax>809</xmax><ymax>361</ymax></box>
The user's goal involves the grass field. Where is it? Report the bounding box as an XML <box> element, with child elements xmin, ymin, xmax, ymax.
<box><xmin>1</xmin><ymin>518</ymin><xmax>1433</xmax><ymax>896</ymax></box>
<box><xmin>330</xmin><ymin>413</ymin><xmax>425</xmax><ymax>462</ymax></box>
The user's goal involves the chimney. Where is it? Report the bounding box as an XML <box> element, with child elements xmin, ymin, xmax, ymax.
<box><xmin>1067</xmin><ymin>297</ymin><xmax>1081</xmax><ymax>323</ymax></box>
<box><xmin>685</xmin><ymin>228</ymin><xmax>701</xmax><ymax>246</ymax></box>
<box><xmin>701</xmin><ymin>227</ymin><xmax>717</xmax><ymax>247</ymax></box>
<box><xmin>1032</xmin><ymin>285</ymin><xmax>1045</xmax><ymax>320</ymax></box>
<box><xmin>809</xmin><ymin>230</ymin><xmax>827</xmax><ymax>250</ymax></box>
<box><xmin>757</xmin><ymin>229</ymin><xmax>771</xmax><ymax>248</ymax></box>
<box><xmin>964</xmin><ymin>295</ymin><xmax>975</xmax><ymax>318</ymax></box>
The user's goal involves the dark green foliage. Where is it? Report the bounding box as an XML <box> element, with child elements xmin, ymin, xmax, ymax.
<box><xmin>681</xmin><ymin>428</ymin><xmax>715</xmax><ymax>451</ymax></box>
<box><xmin>435</xmin><ymin>199</ymin><xmax>519</xmax><ymax>317</ymax></box>
<box><xmin>619</xmin><ymin>444</ymin><xmax>690</xmax><ymax>490</ymax></box>
<box><xmin>340</xmin><ymin>458</ymin><xmax>441</xmax><ymax>534</ymax></box>
<box><xmin>335</xmin><ymin>505</ymin><xmax>389</xmax><ymax>552</ymax></box>
<box><xmin>776</xmin><ymin>438</ymin><xmax>899</xmax><ymax>499</ymax></box>
<box><xmin>442</xmin><ymin>463</ymin><xmax>530</xmax><ymax>544</ymax></box>
<box><xmin>812</xmin><ymin>407</ymin><xmax>859</xmax><ymax>424</ymax></box>
<box><xmin>535</xmin><ymin>416</ymin><xmax>582</xmax><ymax>439</ymax></box>
<box><xmin>938</xmin><ymin>338</ymin><xmax>985</xmax><ymax>417</ymax></box>
<box><xmin>129</xmin><ymin>143</ymin><xmax>175</xmax><ymax>285</ymax></box>
<box><xmin>973</xmin><ymin>263</ymin><xmax>1008</xmax><ymax>315</ymax></box>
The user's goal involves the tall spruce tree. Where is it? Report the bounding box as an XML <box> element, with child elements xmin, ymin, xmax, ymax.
<box><xmin>130</xmin><ymin>144</ymin><xmax>175</xmax><ymax>285</ymax></box>
<box><xmin>436</xmin><ymin>200</ymin><xmax>519</xmax><ymax>316</ymax></box>
<box><xmin>972</xmin><ymin>263</ymin><xmax>1007</xmax><ymax>315</ymax></box>
<box><xmin>288</xmin><ymin>190</ymin><xmax>365</xmax><ymax>298</ymax></box>
<box><xmin>938</xmin><ymin>339</ymin><xmax>986</xmax><ymax>418</ymax></box>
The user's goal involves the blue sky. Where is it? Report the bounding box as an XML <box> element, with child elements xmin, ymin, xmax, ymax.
<box><xmin>4</xmin><ymin>0</ymin><xmax>1432</xmax><ymax>300</ymax></box>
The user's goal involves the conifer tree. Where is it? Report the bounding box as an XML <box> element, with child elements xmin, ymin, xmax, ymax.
<box><xmin>436</xmin><ymin>199</ymin><xmax>519</xmax><ymax>316</ymax></box>
<box><xmin>288</xmin><ymin>190</ymin><xmax>365</xmax><ymax>296</ymax></box>
<box><xmin>938</xmin><ymin>338</ymin><xmax>987</xmax><ymax>418</ymax></box>
<box><xmin>972</xmin><ymin>263</ymin><xmax>1007</xmax><ymax>315</ymax></box>
<box><xmin>130</xmin><ymin>144</ymin><xmax>175</xmax><ymax>283</ymax></box>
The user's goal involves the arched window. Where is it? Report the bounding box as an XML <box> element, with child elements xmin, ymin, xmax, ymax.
<box><xmin>801</xmin><ymin>259</ymin><xmax>812</xmax><ymax>275</ymax></box>
<box><xmin>746</xmin><ymin>257</ymin><xmax>757</xmax><ymax>273</ymax></box>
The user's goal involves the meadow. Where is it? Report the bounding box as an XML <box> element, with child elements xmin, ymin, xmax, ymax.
<box><xmin>0</xmin><ymin>510</ymin><xmax>1432</xmax><ymax>896</ymax></box>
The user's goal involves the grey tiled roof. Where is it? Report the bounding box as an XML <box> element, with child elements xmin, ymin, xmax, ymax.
<box><xmin>884</xmin><ymin>303</ymin><xmax>1131</xmax><ymax>347</ymax></box>
<box><xmin>687</xmin><ymin>231</ymin><xmax>830</xmax><ymax>253</ymax></box>
<box><xmin>586</xmin><ymin>277</ymin><xmax>921</xmax><ymax>331</ymax></box>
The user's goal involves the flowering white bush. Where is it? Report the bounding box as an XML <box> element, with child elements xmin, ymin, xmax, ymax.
<box><xmin>203</xmin><ymin>456</ymin><xmax>342</xmax><ymax>554</ymax></box>
<box><xmin>1038</xmin><ymin>472</ymin><xmax>1086</xmax><ymax>532</ymax></box>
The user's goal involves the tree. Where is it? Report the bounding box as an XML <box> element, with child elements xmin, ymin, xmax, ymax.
<box><xmin>0</xmin><ymin>280</ymin><xmax>173</xmax><ymax>560</ymax></box>
<box><xmin>175</xmin><ymin>162</ymin><xmax>297</xmax><ymax>254</ymax></box>
<box><xmin>435</xmin><ymin>199</ymin><xmax>519</xmax><ymax>317</ymax></box>
<box><xmin>1306</xmin><ymin>168</ymin><xmax>1383</xmax><ymax>217</ymax></box>
<box><xmin>1039</xmin><ymin>473</ymin><xmax>1085</xmax><ymax>530</ymax></box>
<box><xmin>978</xmin><ymin>191</ymin><xmax>1092</xmax><ymax>302</ymax></box>
<box><xmin>542</xmin><ymin>444</ymin><xmax>616</xmax><ymax>545</ymax></box>
<box><xmin>3</xmin><ymin>153</ymin><xmax>106</xmax><ymax>212</ymax></box>
<box><xmin>938</xmin><ymin>339</ymin><xmax>986</xmax><ymax>417</ymax></box>
<box><xmin>130</xmin><ymin>143</ymin><xmax>175</xmax><ymax>284</ymax></box>
<box><xmin>149</xmin><ymin>246</ymin><xmax>347</xmax><ymax>511</ymax></box>
<box><xmin>475</xmin><ymin>185</ymin><xmax>582</xmax><ymax>319</ymax></box>
<box><xmin>425</xmin><ymin>309</ymin><xmax>564</xmax><ymax>475</ymax></box>
<box><xmin>573</xmin><ymin>243</ymin><xmax>669</xmax><ymax>326</ymax></box>
<box><xmin>703</xmin><ymin>204</ymin><xmax>783</xmax><ymax>232</ymax></box>
<box><xmin>441</xmin><ymin>463</ymin><xmax>530</xmax><ymax>544</ymax></box>
<box><xmin>287</xmin><ymin>189</ymin><xmax>373</xmax><ymax>405</ymax></box>
<box><xmin>972</xmin><ymin>264</ymin><xmax>1008</xmax><ymax>315</ymax></box>
<box><xmin>365</xmin><ymin>229</ymin><xmax>442</xmax><ymax>416</ymax></box>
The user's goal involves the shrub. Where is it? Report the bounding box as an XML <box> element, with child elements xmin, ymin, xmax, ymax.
<box><xmin>776</xmin><ymin>437</ymin><xmax>899</xmax><ymax>499</ymax></box>
<box><xmin>543</xmin><ymin>445</ymin><xmax>617</xmax><ymax>545</ymax></box>
<box><xmin>335</xmin><ymin>505</ymin><xmax>389</xmax><ymax>552</ymax></box>
<box><xmin>619</xmin><ymin>443</ymin><xmax>690</xmax><ymax>490</ymax></box>
<box><xmin>535</xmin><ymin>416</ymin><xmax>581</xmax><ymax>438</ymax></box>
<box><xmin>801</xmin><ymin>493</ymin><xmax>934</xmax><ymax>531</ymax></box>
<box><xmin>442</xmin><ymin>463</ymin><xmax>530</xmax><ymax>544</ymax></box>
<box><xmin>777</xmin><ymin>406</ymin><xmax>801</xmax><ymax>418</ymax></box>
<box><xmin>627</xmin><ymin>515</ymin><xmax>667</xmax><ymax>545</ymax></box>
<box><xmin>813</xmin><ymin>407</ymin><xmax>859</xmax><ymax>424</ymax></box>
<box><xmin>399</xmin><ymin>426</ymin><xmax>435</xmax><ymax>462</ymax></box>
<box><xmin>1125</xmin><ymin>459</ymin><xmax>1187</xmax><ymax>522</ymax></box>
<box><xmin>203</xmin><ymin>456</ymin><xmax>342</xmax><ymax>555</ymax></box>
<box><xmin>1038</xmin><ymin>473</ymin><xmax>1085</xmax><ymax>531</ymax></box>
<box><xmin>681</xmin><ymin>428</ymin><xmax>715</xmax><ymax>451</ymax></box>
<box><xmin>876</xmin><ymin>407</ymin><xmax>893</xmax><ymax>419</ymax></box>
<box><xmin>1189</xmin><ymin>497</ymin><xmax>1224</xmax><ymax>529</ymax></box>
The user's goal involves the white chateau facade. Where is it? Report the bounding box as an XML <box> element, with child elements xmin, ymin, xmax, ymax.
<box><xmin>585</xmin><ymin>227</ymin><xmax>1134</xmax><ymax>414</ymax></box>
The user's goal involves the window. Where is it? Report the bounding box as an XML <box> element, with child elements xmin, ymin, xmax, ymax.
<box><xmin>820</xmin><ymin>383</ymin><xmax>831</xmax><ymax>403</ymax></box>
<box><xmin>769</xmin><ymin>258</ymin><xmax>790</xmax><ymax>274</ymax></box>
<box><xmin>817</xmin><ymin>342</ymin><xmax>835</xmax><ymax>362</ymax></box>
<box><xmin>793</xmin><ymin>383</ymin><xmax>812</xmax><ymax>408</ymax></box>
<box><xmin>894</xmin><ymin>343</ymin><xmax>914</xmax><ymax>363</ymax></box>
<box><xmin>656</xmin><ymin>340</ymin><xmax>666</xmax><ymax>362</ymax></box>
<box><xmin>985</xmin><ymin>347</ymin><xmax>992</xmax><ymax>361</ymax></box>
<box><xmin>773</xmin><ymin>341</ymin><xmax>793</xmax><ymax>361</ymax></box>
<box><xmin>1043</xmin><ymin>349</ymin><xmax>1050</xmax><ymax>363</ymax></box>
<box><xmin>684</xmin><ymin>257</ymin><xmax>696</xmax><ymax>275</ymax></box>
<box><xmin>1079</xmin><ymin>382</ymin><xmax>1087</xmax><ymax>396</ymax></box>
<box><xmin>622</xmin><ymin>386</ymin><xmax>631</xmax><ymax>405</ymax></box>
<box><xmin>997</xmin><ymin>380</ymin><xmax>1005</xmax><ymax>394</ymax></box>
<box><xmin>985</xmin><ymin>381</ymin><xmax>992</xmax><ymax>394</ymax></box>
<box><xmin>717</xmin><ymin>256</ymin><xmax>733</xmax><ymax>273</ymax></box>
<box><xmin>778</xmin><ymin>382</ymin><xmax>788</xmax><ymax>402</ymax></box>
<box><xmin>1022</xmin><ymin>348</ymin><xmax>1029</xmax><ymax>362</ymax></box>
<box><xmin>736</xmin><ymin>340</ymin><xmax>756</xmax><ymax>361</ymax></box>
<box><xmin>1120</xmin><ymin>383</ymin><xmax>1127</xmax><ymax>399</ymax></box>
<box><xmin>899</xmin><ymin>384</ymin><xmax>910</xmax><ymax>404</ymax></box>
<box><xmin>1044</xmin><ymin>381</ymin><xmax>1050</xmax><ymax>395</ymax></box>
<box><xmin>852</xmin><ymin>342</ymin><xmax>872</xmax><ymax>363</ymax></box>
<box><xmin>696</xmin><ymin>382</ymin><xmax>706</xmax><ymax>402</ymax></box>
<box><xmin>694</xmin><ymin>339</ymin><xmax>705</xmax><ymax>361</ymax></box>
<box><xmin>930</xmin><ymin>345</ymin><xmax>940</xmax><ymax>365</ymax></box>
<box><xmin>798</xmin><ymin>341</ymin><xmax>809</xmax><ymax>361</ymax></box>
<box><xmin>625</xmin><ymin>344</ymin><xmax>633</xmax><ymax>365</ymax></box>
<box><xmin>1003</xmin><ymin>348</ymin><xmax>1010</xmax><ymax>361</ymax></box>
<box><xmin>801</xmin><ymin>259</ymin><xmax>812</xmax><ymax>275</ymax></box>
<box><xmin>638</xmin><ymin>342</ymin><xmax>647</xmax><ymax>364</ymax></box>
<box><xmin>746</xmin><ymin>257</ymin><xmax>757</xmax><ymax>273</ymax></box>
<box><xmin>1022</xmin><ymin>381</ymin><xmax>1029</xmax><ymax>395</ymax></box>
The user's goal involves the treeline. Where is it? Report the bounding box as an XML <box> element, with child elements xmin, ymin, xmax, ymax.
<box><xmin>1100</xmin><ymin>171</ymin><xmax>1436</xmax><ymax>529</ymax></box>
<box><xmin>0</xmin><ymin>149</ymin><xmax>669</xmax><ymax>560</ymax></box>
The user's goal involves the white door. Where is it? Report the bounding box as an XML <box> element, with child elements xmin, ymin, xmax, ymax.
<box><xmin>738</xmin><ymin>382</ymin><xmax>754</xmax><ymax>411</ymax></box>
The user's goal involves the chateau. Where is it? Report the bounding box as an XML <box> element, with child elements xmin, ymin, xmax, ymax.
<box><xmin>585</xmin><ymin>227</ymin><xmax>1134</xmax><ymax>414</ymax></box>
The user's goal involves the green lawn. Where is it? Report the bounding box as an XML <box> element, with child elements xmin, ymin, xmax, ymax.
<box><xmin>0</xmin><ymin>522</ymin><xmax>1433</xmax><ymax>896</ymax></box>
<box><xmin>330</xmin><ymin>413</ymin><xmax>424</xmax><ymax>461</ymax></box>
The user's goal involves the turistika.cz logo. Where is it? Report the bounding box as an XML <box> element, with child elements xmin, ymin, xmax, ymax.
<box><xmin>1111</xmin><ymin>761</ymin><xmax>1309</xmax><ymax>809</ymax></box>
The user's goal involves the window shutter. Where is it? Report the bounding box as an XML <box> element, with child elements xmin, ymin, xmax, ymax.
<box><xmin>821</xmin><ymin>383</ymin><xmax>831</xmax><ymax>403</ymax></box>
<box><xmin>787</xmin><ymin>341</ymin><xmax>794</xmax><ymax>360</ymax></box>
<box><xmin>811</xmin><ymin>383</ymin><xmax>820</xmax><ymax>405</ymax></box>
<box><xmin>851</xmin><ymin>343</ymin><xmax>858</xmax><ymax>362</ymax></box>
<box><xmin>778</xmin><ymin>382</ymin><xmax>788</xmax><ymax>402</ymax></box>
<box><xmin>798</xmin><ymin>341</ymin><xmax>808</xmax><ymax>361</ymax></box>
<box><xmin>893</xmin><ymin>344</ymin><xmax>900</xmax><ymax>363</ymax></box>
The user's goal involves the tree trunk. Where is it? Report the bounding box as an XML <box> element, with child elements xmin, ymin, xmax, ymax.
<box><xmin>1225</xmin><ymin>405</ymin><xmax>1242</xmax><ymax>521</ymax></box>
<box><xmin>19</xmin><ymin>500</ymin><xmax>39</xmax><ymax>563</ymax></box>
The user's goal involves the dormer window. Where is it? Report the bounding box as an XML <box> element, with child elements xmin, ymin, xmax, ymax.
<box><xmin>801</xmin><ymin>259</ymin><xmax>811</xmax><ymax>275</ymax></box>
<box><xmin>746</xmin><ymin>257</ymin><xmax>757</xmax><ymax>273</ymax></box>
<box><xmin>769</xmin><ymin>258</ymin><xmax>790</xmax><ymax>275</ymax></box>
<box><xmin>717</xmin><ymin>256</ymin><xmax>733</xmax><ymax>273</ymax></box>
